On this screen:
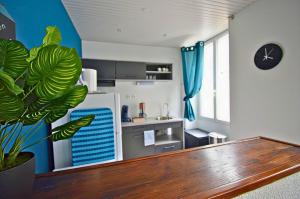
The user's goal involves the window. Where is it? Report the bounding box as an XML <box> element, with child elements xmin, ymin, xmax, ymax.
<box><xmin>200</xmin><ymin>42</ymin><xmax>214</xmax><ymax>119</ymax></box>
<box><xmin>199</xmin><ymin>32</ymin><xmax>230</xmax><ymax>122</ymax></box>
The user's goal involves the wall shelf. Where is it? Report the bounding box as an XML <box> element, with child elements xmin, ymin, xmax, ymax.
<box><xmin>117</xmin><ymin>79</ymin><xmax>171</xmax><ymax>82</ymax></box>
<box><xmin>155</xmin><ymin>134</ymin><xmax>181</xmax><ymax>146</ymax></box>
<box><xmin>146</xmin><ymin>64</ymin><xmax>172</xmax><ymax>80</ymax></box>
<box><xmin>146</xmin><ymin>71</ymin><xmax>172</xmax><ymax>74</ymax></box>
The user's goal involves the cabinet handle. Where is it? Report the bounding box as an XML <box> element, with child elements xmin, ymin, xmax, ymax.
<box><xmin>163</xmin><ymin>145</ymin><xmax>176</xmax><ymax>149</ymax></box>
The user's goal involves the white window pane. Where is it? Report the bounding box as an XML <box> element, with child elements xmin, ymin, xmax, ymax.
<box><xmin>200</xmin><ymin>42</ymin><xmax>214</xmax><ymax>119</ymax></box>
<box><xmin>216</xmin><ymin>34</ymin><xmax>230</xmax><ymax>122</ymax></box>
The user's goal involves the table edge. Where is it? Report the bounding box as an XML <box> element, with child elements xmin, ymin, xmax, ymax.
<box><xmin>209</xmin><ymin>163</ymin><xmax>300</xmax><ymax>199</ymax></box>
<box><xmin>37</xmin><ymin>136</ymin><xmax>299</xmax><ymax>178</ymax></box>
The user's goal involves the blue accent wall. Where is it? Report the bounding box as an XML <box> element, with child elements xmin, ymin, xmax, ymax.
<box><xmin>1</xmin><ymin>0</ymin><xmax>82</xmax><ymax>173</ymax></box>
<box><xmin>1</xmin><ymin>0</ymin><xmax>81</xmax><ymax>55</ymax></box>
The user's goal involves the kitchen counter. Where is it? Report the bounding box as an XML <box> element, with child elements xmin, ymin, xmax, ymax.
<box><xmin>121</xmin><ymin>118</ymin><xmax>184</xmax><ymax>159</ymax></box>
<box><xmin>33</xmin><ymin>137</ymin><xmax>300</xmax><ymax>199</ymax></box>
<box><xmin>121</xmin><ymin>118</ymin><xmax>184</xmax><ymax>127</ymax></box>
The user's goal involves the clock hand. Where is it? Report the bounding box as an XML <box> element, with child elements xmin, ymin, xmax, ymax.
<box><xmin>267</xmin><ymin>48</ymin><xmax>274</xmax><ymax>56</ymax></box>
<box><xmin>264</xmin><ymin>48</ymin><xmax>268</xmax><ymax>57</ymax></box>
<box><xmin>262</xmin><ymin>48</ymin><xmax>269</xmax><ymax>61</ymax></box>
<box><xmin>267</xmin><ymin>56</ymin><xmax>274</xmax><ymax>60</ymax></box>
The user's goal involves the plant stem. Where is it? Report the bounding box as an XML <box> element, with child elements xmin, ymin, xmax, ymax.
<box><xmin>14</xmin><ymin>70</ymin><xmax>27</xmax><ymax>82</ymax></box>
<box><xmin>6</xmin><ymin>123</ymin><xmax>24</xmax><ymax>151</ymax></box>
<box><xmin>20</xmin><ymin>113</ymin><xmax>51</xmax><ymax>151</ymax></box>
<box><xmin>22</xmin><ymin>84</ymin><xmax>38</xmax><ymax>101</ymax></box>
<box><xmin>0</xmin><ymin>148</ymin><xmax>4</xmax><ymax>171</ymax></box>
<box><xmin>22</xmin><ymin>111</ymin><xmax>48</xmax><ymax>136</ymax></box>
<box><xmin>2</xmin><ymin>123</ymin><xmax>22</xmax><ymax>149</ymax></box>
<box><xmin>0</xmin><ymin>123</ymin><xmax>22</xmax><ymax>170</ymax></box>
<box><xmin>0</xmin><ymin>123</ymin><xmax>9</xmax><ymax>139</ymax></box>
<box><xmin>7</xmin><ymin>112</ymin><xmax>49</xmax><ymax>159</ymax></box>
<box><xmin>21</xmin><ymin>120</ymin><xmax>45</xmax><ymax>144</ymax></box>
<box><xmin>0</xmin><ymin>123</ymin><xmax>19</xmax><ymax>143</ymax></box>
<box><xmin>1</xmin><ymin>107</ymin><xmax>28</xmax><ymax>164</ymax></box>
<box><xmin>0</xmin><ymin>125</ymin><xmax>6</xmax><ymax>170</ymax></box>
<box><xmin>21</xmin><ymin>134</ymin><xmax>51</xmax><ymax>151</ymax></box>
<box><xmin>1</xmin><ymin>108</ymin><xmax>28</xmax><ymax>147</ymax></box>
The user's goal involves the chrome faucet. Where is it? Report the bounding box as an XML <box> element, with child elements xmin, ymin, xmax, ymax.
<box><xmin>163</xmin><ymin>103</ymin><xmax>169</xmax><ymax>118</ymax></box>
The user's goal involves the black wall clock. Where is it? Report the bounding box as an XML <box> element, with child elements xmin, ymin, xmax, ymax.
<box><xmin>254</xmin><ymin>43</ymin><xmax>283</xmax><ymax>70</ymax></box>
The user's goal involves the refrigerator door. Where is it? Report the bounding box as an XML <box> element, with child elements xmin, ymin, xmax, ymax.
<box><xmin>70</xmin><ymin>108</ymin><xmax>115</xmax><ymax>166</ymax></box>
<box><xmin>52</xmin><ymin>93</ymin><xmax>122</xmax><ymax>171</ymax></box>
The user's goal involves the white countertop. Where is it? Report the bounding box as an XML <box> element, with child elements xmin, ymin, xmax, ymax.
<box><xmin>121</xmin><ymin>118</ymin><xmax>184</xmax><ymax>127</ymax></box>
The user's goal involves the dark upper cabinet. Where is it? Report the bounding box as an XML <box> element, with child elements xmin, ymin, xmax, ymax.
<box><xmin>82</xmin><ymin>59</ymin><xmax>116</xmax><ymax>80</ymax></box>
<box><xmin>116</xmin><ymin>61</ymin><xmax>146</xmax><ymax>79</ymax></box>
<box><xmin>81</xmin><ymin>59</ymin><xmax>172</xmax><ymax>83</ymax></box>
<box><xmin>0</xmin><ymin>13</ymin><xmax>16</xmax><ymax>40</ymax></box>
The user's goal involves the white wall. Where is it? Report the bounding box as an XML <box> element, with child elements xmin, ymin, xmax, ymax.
<box><xmin>82</xmin><ymin>40</ymin><xmax>183</xmax><ymax>118</ymax></box>
<box><xmin>229</xmin><ymin>0</ymin><xmax>300</xmax><ymax>144</ymax></box>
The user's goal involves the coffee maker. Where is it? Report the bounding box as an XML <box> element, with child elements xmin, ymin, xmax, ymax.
<box><xmin>121</xmin><ymin>105</ymin><xmax>130</xmax><ymax>122</ymax></box>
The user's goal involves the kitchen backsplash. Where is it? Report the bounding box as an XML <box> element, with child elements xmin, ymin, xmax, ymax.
<box><xmin>82</xmin><ymin>40</ymin><xmax>183</xmax><ymax>120</ymax></box>
<box><xmin>99</xmin><ymin>81</ymin><xmax>181</xmax><ymax>119</ymax></box>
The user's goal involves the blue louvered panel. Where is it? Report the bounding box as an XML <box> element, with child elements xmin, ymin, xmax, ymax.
<box><xmin>70</xmin><ymin>108</ymin><xmax>115</xmax><ymax>166</ymax></box>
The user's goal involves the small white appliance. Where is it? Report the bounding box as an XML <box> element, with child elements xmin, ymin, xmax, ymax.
<box><xmin>52</xmin><ymin>92</ymin><xmax>123</xmax><ymax>171</ymax></box>
<box><xmin>79</xmin><ymin>68</ymin><xmax>97</xmax><ymax>92</ymax></box>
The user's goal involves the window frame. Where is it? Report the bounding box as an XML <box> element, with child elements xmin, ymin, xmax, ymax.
<box><xmin>199</xmin><ymin>30</ymin><xmax>230</xmax><ymax>124</ymax></box>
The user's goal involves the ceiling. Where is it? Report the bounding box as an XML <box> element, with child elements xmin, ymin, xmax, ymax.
<box><xmin>62</xmin><ymin>0</ymin><xmax>256</xmax><ymax>47</ymax></box>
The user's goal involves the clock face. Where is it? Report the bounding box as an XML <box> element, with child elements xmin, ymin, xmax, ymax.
<box><xmin>254</xmin><ymin>43</ymin><xmax>283</xmax><ymax>70</ymax></box>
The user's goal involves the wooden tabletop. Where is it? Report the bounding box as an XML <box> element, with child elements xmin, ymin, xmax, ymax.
<box><xmin>33</xmin><ymin>137</ymin><xmax>300</xmax><ymax>199</ymax></box>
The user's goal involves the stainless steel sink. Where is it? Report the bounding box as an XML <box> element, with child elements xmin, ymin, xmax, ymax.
<box><xmin>156</xmin><ymin>116</ymin><xmax>173</xmax><ymax>120</ymax></box>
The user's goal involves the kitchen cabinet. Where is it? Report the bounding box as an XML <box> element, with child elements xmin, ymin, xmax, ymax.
<box><xmin>122</xmin><ymin>130</ymin><xmax>155</xmax><ymax>160</ymax></box>
<box><xmin>82</xmin><ymin>59</ymin><xmax>116</xmax><ymax>80</ymax></box>
<box><xmin>155</xmin><ymin>142</ymin><xmax>181</xmax><ymax>153</ymax></box>
<box><xmin>122</xmin><ymin>120</ymin><xmax>184</xmax><ymax>160</ymax></box>
<box><xmin>0</xmin><ymin>13</ymin><xmax>16</xmax><ymax>40</ymax></box>
<box><xmin>116</xmin><ymin>61</ymin><xmax>146</xmax><ymax>79</ymax></box>
<box><xmin>81</xmin><ymin>59</ymin><xmax>173</xmax><ymax>84</ymax></box>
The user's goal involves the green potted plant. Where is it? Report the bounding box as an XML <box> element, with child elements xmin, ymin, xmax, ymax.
<box><xmin>0</xmin><ymin>26</ymin><xmax>95</xmax><ymax>198</ymax></box>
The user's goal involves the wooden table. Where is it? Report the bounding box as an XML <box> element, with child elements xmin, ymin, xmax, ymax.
<box><xmin>33</xmin><ymin>137</ymin><xmax>300</xmax><ymax>199</ymax></box>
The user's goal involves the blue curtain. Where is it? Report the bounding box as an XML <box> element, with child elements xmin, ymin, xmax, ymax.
<box><xmin>181</xmin><ymin>41</ymin><xmax>204</xmax><ymax>121</ymax></box>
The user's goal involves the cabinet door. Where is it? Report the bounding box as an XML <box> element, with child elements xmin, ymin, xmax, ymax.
<box><xmin>82</xmin><ymin>59</ymin><xmax>116</xmax><ymax>80</ymax></box>
<box><xmin>116</xmin><ymin>61</ymin><xmax>146</xmax><ymax>79</ymax></box>
<box><xmin>0</xmin><ymin>13</ymin><xmax>16</xmax><ymax>40</ymax></box>
<box><xmin>155</xmin><ymin>142</ymin><xmax>182</xmax><ymax>154</ymax></box>
<box><xmin>122</xmin><ymin>129</ymin><xmax>155</xmax><ymax>160</ymax></box>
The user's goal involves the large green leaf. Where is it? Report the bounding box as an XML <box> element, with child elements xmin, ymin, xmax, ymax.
<box><xmin>43</xmin><ymin>85</ymin><xmax>88</xmax><ymax>123</ymax></box>
<box><xmin>20</xmin><ymin>111</ymin><xmax>45</xmax><ymax>125</ymax></box>
<box><xmin>27</xmin><ymin>45</ymin><xmax>82</xmax><ymax>100</ymax></box>
<box><xmin>42</xmin><ymin>26</ymin><xmax>62</xmax><ymax>46</ymax></box>
<box><xmin>27</xmin><ymin>26</ymin><xmax>62</xmax><ymax>62</ymax></box>
<box><xmin>26</xmin><ymin>47</ymin><xmax>41</xmax><ymax>63</ymax></box>
<box><xmin>0</xmin><ymin>71</ymin><xmax>24</xmax><ymax>122</ymax></box>
<box><xmin>0</xmin><ymin>71</ymin><xmax>24</xmax><ymax>95</ymax></box>
<box><xmin>0</xmin><ymin>39</ymin><xmax>29</xmax><ymax>79</ymax></box>
<box><xmin>22</xmin><ymin>85</ymin><xmax>88</xmax><ymax>125</ymax></box>
<box><xmin>50</xmin><ymin>115</ymin><xmax>95</xmax><ymax>141</ymax></box>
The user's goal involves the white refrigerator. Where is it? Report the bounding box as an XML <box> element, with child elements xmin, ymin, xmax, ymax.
<box><xmin>52</xmin><ymin>92</ymin><xmax>123</xmax><ymax>171</ymax></box>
